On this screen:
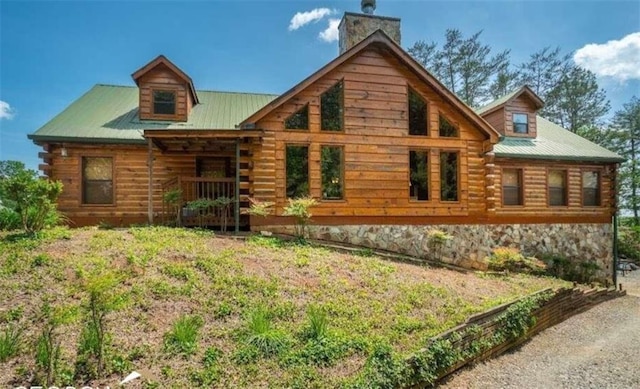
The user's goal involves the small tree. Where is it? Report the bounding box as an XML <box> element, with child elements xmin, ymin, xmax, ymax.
<box><xmin>163</xmin><ymin>188</ymin><xmax>182</xmax><ymax>226</ymax></box>
<box><xmin>283</xmin><ymin>197</ymin><xmax>318</xmax><ymax>239</ymax></box>
<box><xmin>0</xmin><ymin>163</ymin><xmax>63</xmax><ymax>233</ymax></box>
<box><xmin>215</xmin><ymin>196</ymin><xmax>234</xmax><ymax>233</ymax></box>
<box><xmin>244</xmin><ymin>198</ymin><xmax>275</xmax><ymax>218</ymax></box>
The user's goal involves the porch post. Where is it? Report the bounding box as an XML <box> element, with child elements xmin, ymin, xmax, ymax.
<box><xmin>235</xmin><ymin>139</ymin><xmax>241</xmax><ymax>233</ymax></box>
<box><xmin>147</xmin><ymin>137</ymin><xmax>154</xmax><ymax>225</ymax></box>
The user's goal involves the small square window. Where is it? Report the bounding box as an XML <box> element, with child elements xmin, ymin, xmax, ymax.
<box><xmin>82</xmin><ymin>157</ymin><xmax>113</xmax><ymax>205</ymax></box>
<box><xmin>582</xmin><ymin>171</ymin><xmax>600</xmax><ymax>206</ymax></box>
<box><xmin>153</xmin><ymin>90</ymin><xmax>176</xmax><ymax>116</ymax></box>
<box><xmin>513</xmin><ymin>113</ymin><xmax>528</xmax><ymax>134</ymax></box>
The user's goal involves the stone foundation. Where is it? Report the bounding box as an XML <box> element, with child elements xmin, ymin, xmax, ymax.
<box><xmin>259</xmin><ymin>223</ymin><xmax>613</xmax><ymax>282</ymax></box>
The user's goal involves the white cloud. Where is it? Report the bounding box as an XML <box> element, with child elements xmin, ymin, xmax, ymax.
<box><xmin>574</xmin><ymin>32</ymin><xmax>640</xmax><ymax>81</ymax></box>
<box><xmin>289</xmin><ymin>8</ymin><xmax>334</xmax><ymax>31</ymax></box>
<box><xmin>319</xmin><ymin>18</ymin><xmax>340</xmax><ymax>43</ymax></box>
<box><xmin>0</xmin><ymin>101</ymin><xmax>14</xmax><ymax>120</ymax></box>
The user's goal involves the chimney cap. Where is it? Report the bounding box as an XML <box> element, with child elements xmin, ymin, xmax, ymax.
<box><xmin>361</xmin><ymin>0</ymin><xmax>376</xmax><ymax>14</ymax></box>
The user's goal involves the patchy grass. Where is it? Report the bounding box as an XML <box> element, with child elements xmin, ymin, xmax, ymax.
<box><xmin>0</xmin><ymin>227</ymin><xmax>569</xmax><ymax>387</ymax></box>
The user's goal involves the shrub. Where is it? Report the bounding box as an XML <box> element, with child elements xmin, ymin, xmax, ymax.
<box><xmin>486</xmin><ymin>247</ymin><xmax>546</xmax><ymax>274</ymax></box>
<box><xmin>163</xmin><ymin>189</ymin><xmax>182</xmax><ymax>226</ymax></box>
<box><xmin>619</xmin><ymin>225</ymin><xmax>640</xmax><ymax>263</ymax></box>
<box><xmin>0</xmin><ymin>207</ymin><xmax>20</xmax><ymax>230</ymax></box>
<box><xmin>164</xmin><ymin>315</ymin><xmax>203</xmax><ymax>357</ymax></box>
<box><xmin>244</xmin><ymin>198</ymin><xmax>275</xmax><ymax>218</ymax></box>
<box><xmin>283</xmin><ymin>197</ymin><xmax>318</xmax><ymax>238</ymax></box>
<box><xmin>0</xmin><ymin>165</ymin><xmax>63</xmax><ymax>233</ymax></box>
<box><xmin>0</xmin><ymin>324</ymin><xmax>22</xmax><ymax>362</ymax></box>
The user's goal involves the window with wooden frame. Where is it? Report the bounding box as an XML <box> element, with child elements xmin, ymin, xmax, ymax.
<box><xmin>439</xmin><ymin>114</ymin><xmax>458</xmax><ymax>137</ymax></box>
<box><xmin>321</xmin><ymin>146</ymin><xmax>344</xmax><ymax>200</ymax></box>
<box><xmin>548</xmin><ymin>170</ymin><xmax>567</xmax><ymax>206</ymax></box>
<box><xmin>440</xmin><ymin>151</ymin><xmax>459</xmax><ymax>201</ymax></box>
<box><xmin>321</xmin><ymin>80</ymin><xmax>344</xmax><ymax>131</ymax></box>
<box><xmin>285</xmin><ymin>104</ymin><xmax>309</xmax><ymax>130</ymax></box>
<box><xmin>82</xmin><ymin>157</ymin><xmax>113</xmax><ymax>205</ymax></box>
<box><xmin>285</xmin><ymin>145</ymin><xmax>309</xmax><ymax>199</ymax></box>
<box><xmin>152</xmin><ymin>90</ymin><xmax>176</xmax><ymax>116</ymax></box>
<box><xmin>502</xmin><ymin>168</ymin><xmax>523</xmax><ymax>206</ymax></box>
<box><xmin>513</xmin><ymin>113</ymin><xmax>528</xmax><ymax>134</ymax></box>
<box><xmin>408</xmin><ymin>87</ymin><xmax>428</xmax><ymax>136</ymax></box>
<box><xmin>582</xmin><ymin>171</ymin><xmax>601</xmax><ymax>206</ymax></box>
<box><xmin>409</xmin><ymin>150</ymin><xmax>429</xmax><ymax>200</ymax></box>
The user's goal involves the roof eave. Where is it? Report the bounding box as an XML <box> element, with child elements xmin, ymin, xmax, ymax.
<box><xmin>28</xmin><ymin>134</ymin><xmax>146</xmax><ymax>145</ymax></box>
<box><xmin>494</xmin><ymin>152</ymin><xmax>625</xmax><ymax>163</ymax></box>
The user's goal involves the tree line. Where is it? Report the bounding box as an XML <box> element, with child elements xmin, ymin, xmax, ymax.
<box><xmin>408</xmin><ymin>29</ymin><xmax>638</xmax><ymax>223</ymax></box>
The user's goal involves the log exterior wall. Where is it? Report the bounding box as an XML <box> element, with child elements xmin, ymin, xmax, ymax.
<box><xmin>137</xmin><ymin>64</ymin><xmax>193</xmax><ymax>122</ymax></box>
<box><xmin>254</xmin><ymin>48</ymin><xmax>488</xmax><ymax>220</ymax></box>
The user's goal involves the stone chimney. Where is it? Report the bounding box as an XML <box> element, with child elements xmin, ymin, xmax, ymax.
<box><xmin>338</xmin><ymin>0</ymin><xmax>401</xmax><ymax>54</ymax></box>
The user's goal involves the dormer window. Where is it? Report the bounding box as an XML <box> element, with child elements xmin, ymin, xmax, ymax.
<box><xmin>153</xmin><ymin>90</ymin><xmax>176</xmax><ymax>116</ymax></box>
<box><xmin>513</xmin><ymin>113</ymin><xmax>528</xmax><ymax>134</ymax></box>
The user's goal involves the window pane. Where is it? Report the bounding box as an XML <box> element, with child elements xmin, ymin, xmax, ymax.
<box><xmin>440</xmin><ymin>152</ymin><xmax>458</xmax><ymax>201</ymax></box>
<box><xmin>549</xmin><ymin>170</ymin><xmax>566</xmax><ymax>206</ymax></box>
<box><xmin>82</xmin><ymin>157</ymin><xmax>113</xmax><ymax>204</ymax></box>
<box><xmin>439</xmin><ymin>115</ymin><xmax>458</xmax><ymax>137</ymax></box>
<box><xmin>410</xmin><ymin>151</ymin><xmax>429</xmax><ymax>200</ymax></box>
<box><xmin>502</xmin><ymin>169</ymin><xmax>522</xmax><ymax>206</ymax></box>
<box><xmin>583</xmin><ymin>171</ymin><xmax>600</xmax><ymax>206</ymax></box>
<box><xmin>285</xmin><ymin>105</ymin><xmax>309</xmax><ymax>130</ymax></box>
<box><xmin>408</xmin><ymin>88</ymin><xmax>428</xmax><ymax>136</ymax></box>
<box><xmin>321</xmin><ymin>81</ymin><xmax>343</xmax><ymax>131</ymax></box>
<box><xmin>321</xmin><ymin>146</ymin><xmax>343</xmax><ymax>200</ymax></box>
<box><xmin>153</xmin><ymin>90</ymin><xmax>176</xmax><ymax>115</ymax></box>
<box><xmin>513</xmin><ymin>113</ymin><xmax>528</xmax><ymax>134</ymax></box>
<box><xmin>286</xmin><ymin>145</ymin><xmax>309</xmax><ymax>198</ymax></box>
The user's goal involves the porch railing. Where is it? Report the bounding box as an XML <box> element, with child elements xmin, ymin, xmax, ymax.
<box><xmin>161</xmin><ymin>176</ymin><xmax>236</xmax><ymax>229</ymax></box>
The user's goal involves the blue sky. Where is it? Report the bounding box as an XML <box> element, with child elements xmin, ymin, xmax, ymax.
<box><xmin>1</xmin><ymin>0</ymin><xmax>639</xmax><ymax>170</ymax></box>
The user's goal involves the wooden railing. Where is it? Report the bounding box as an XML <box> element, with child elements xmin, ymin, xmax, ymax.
<box><xmin>161</xmin><ymin>176</ymin><xmax>236</xmax><ymax>229</ymax></box>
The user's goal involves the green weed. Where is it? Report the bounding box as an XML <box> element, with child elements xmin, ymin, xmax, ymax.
<box><xmin>164</xmin><ymin>315</ymin><xmax>204</xmax><ymax>357</ymax></box>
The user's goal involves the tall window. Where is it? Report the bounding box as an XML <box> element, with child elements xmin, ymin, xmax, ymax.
<box><xmin>321</xmin><ymin>81</ymin><xmax>344</xmax><ymax>131</ymax></box>
<box><xmin>286</xmin><ymin>145</ymin><xmax>309</xmax><ymax>198</ymax></box>
<box><xmin>582</xmin><ymin>171</ymin><xmax>600</xmax><ymax>206</ymax></box>
<box><xmin>549</xmin><ymin>170</ymin><xmax>567</xmax><ymax>206</ymax></box>
<box><xmin>408</xmin><ymin>88</ymin><xmax>428</xmax><ymax>136</ymax></box>
<box><xmin>439</xmin><ymin>115</ymin><xmax>458</xmax><ymax>137</ymax></box>
<box><xmin>513</xmin><ymin>113</ymin><xmax>528</xmax><ymax>134</ymax></box>
<box><xmin>285</xmin><ymin>105</ymin><xmax>309</xmax><ymax>130</ymax></box>
<box><xmin>321</xmin><ymin>146</ymin><xmax>343</xmax><ymax>200</ymax></box>
<box><xmin>153</xmin><ymin>90</ymin><xmax>176</xmax><ymax>115</ymax></box>
<box><xmin>503</xmin><ymin>169</ymin><xmax>523</xmax><ymax>206</ymax></box>
<box><xmin>440</xmin><ymin>152</ymin><xmax>458</xmax><ymax>201</ymax></box>
<box><xmin>409</xmin><ymin>150</ymin><xmax>429</xmax><ymax>200</ymax></box>
<box><xmin>82</xmin><ymin>157</ymin><xmax>113</xmax><ymax>205</ymax></box>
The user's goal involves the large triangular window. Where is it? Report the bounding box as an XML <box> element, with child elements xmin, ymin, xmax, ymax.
<box><xmin>321</xmin><ymin>81</ymin><xmax>344</xmax><ymax>131</ymax></box>
<box><xmin>285</xmin><ymin>105</ymin><xmax>309</xmax><ymax>130</ymax></box>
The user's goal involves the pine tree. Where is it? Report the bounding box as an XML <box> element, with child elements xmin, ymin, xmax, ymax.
<box><xmin>517</xmin><ymin>46</ymin><xmax>571</xmax><ymax>100</ymax></box>
<box><xmin>544</xmin><ymin>66</ymin><xmax>610</xmax><ymax>132</ymax></box>
<box><xmin>611</xmin><ymin>96</ymin><xmax>640</xmax><ymax>223</ymax></box>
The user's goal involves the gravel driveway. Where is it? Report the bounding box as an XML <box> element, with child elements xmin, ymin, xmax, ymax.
<box><xmin>441</xmin><ymin>270</ymin><xmax>640</xmax><ymax>389</ymax></box>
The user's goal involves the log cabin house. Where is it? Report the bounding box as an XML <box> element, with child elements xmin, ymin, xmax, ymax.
<box><xmin>29</xmin><ymin>5</ymin><xmax>623</xmax><ymax>279</ymax></box>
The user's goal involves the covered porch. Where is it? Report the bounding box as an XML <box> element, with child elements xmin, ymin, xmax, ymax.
<box><xmin>144</xmin><ymin>129</ymin><xmax>263</xmax><ymax>231</ymax></box>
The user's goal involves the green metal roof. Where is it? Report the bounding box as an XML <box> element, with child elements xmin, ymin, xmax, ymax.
<box><xmin>475</xmin><ymin>88</ymin><xmax>522</xmax><ymax>115</ymax></box>
<box><xmin>29</xmin><ymin>84</ymin><xmax>278</xmax><ymax>143</ymax></box>
<box><xmin>493</xmin><ymin>116</ymin><xmax>624</xmax><ymax>162</ymax></box>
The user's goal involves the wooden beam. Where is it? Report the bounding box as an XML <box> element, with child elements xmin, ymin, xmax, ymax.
<box><xmin>144</xmin><ymin>129</ymin><xmax>264</xmax><ymax>139</ymax></box>
<box><xmin>235</xmin><ymin>139</ymin><xmax>240</xmax><ymax>234</ymax></box>
<box><xmin>152</xmin><ymin>138</ymin><xmax>167</xmax><ymax>152</ymax></box>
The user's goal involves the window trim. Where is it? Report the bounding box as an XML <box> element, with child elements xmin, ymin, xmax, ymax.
<box><xmin>79</xmin><ymin>155</ymin><xmax>116</xmax><ymax>207</ymax></box>
<box><xmin>547</xmin><ymin>168</ymin><xmax>569</xmax><ymax>207</ymax></box>
<box><xmin>320</xmin><ymin>79</ymin><xmax>345</xmax><ymax>132</ymax></box>
<box><xmin>408</xmin><ymin>85</ymin><xmax>429</xmax><ymax>136</ymax></box>
<box><xmin>438</xmin><ymin>112</ymin><xmax>459</xmax><ymax>138</ymax></box>
<box><xmin>320</xmin><ymin>144</ymin><xmax>345</xmax><ymax>202</ymax></box>
<box><xmin>502</xmin><ymin>168</ymin><xmax>524</xmax><ymax>207</ymax></box>
<box><xmin>408</xmin><ymin>149</ymin><xmax>431</xmax><ymax>202</ymax></box>
<box><xmin>151</xmin><ymin>88</ymin><xmax>178</xmax><ymax>119</ymax></box>
<box><xmin>512</xmin><ymin>112</ymin><xmax>529</xmax><ymax>134</ymax></box>
<box><xmin>581</xmin><ymin>169</ymin><xmax>602</xmax><ymax>207</ymax></box>
<box><xmin>439</xmin><ymin>150</ymin><xmax>460</xmax><ymax>203</ymax></box>
<box><xmin>284</xmin><ymin>143</ymin><xmax>310</xmax><ymax>200</ymax></box>
<box><xmin>284</xmin><ymin>104</ymin><xmax>310</xmax><ymax>131</ymax></box>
